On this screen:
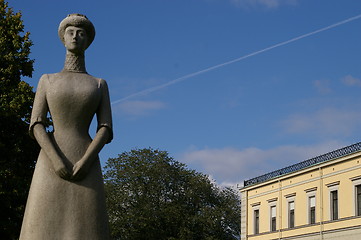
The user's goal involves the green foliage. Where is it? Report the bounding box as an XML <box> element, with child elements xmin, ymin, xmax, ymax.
<box><xmin>0</xmin><ymin>1</ymin><xmax>38</xmax><ymax>239</ymax></box>
<box><xmin>0</xmin><ymin>0</ymin><xmax>34</xmax><ymax>121</ymax></box>
<box><xmin>104</xmin><ymin>148</ymin><xmax>241</xmax><ymax>240</ymax></box>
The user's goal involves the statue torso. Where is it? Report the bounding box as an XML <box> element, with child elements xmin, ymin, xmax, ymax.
<box><xmin>46</xmin><ymin>71</ymin><xmax>102</xmax><ymax>162</ymax></box>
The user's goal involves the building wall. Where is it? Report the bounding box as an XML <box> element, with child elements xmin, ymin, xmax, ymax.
<box><xmin>240</xmin><ymin>151</ymin><xmax>361</xmax><ymax>240</ymax></box>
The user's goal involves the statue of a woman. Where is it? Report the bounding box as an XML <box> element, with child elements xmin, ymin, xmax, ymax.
<box><xmin>19</xmin><ymin>14</ymin><xmax>112</xmax><ymax>239</ymax></box>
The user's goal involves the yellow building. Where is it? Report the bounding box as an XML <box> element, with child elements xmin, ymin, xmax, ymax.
<box><xmin>240</xmin><ymin>142</ymin><xmax>361</xmax><ymax>240</ymax></box>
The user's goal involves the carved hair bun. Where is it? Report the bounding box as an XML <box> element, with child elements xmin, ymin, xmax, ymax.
<box><xmin>58</xmin><ymin>14</ymin><xmax>95</xmax><ymax>49</ymax></box>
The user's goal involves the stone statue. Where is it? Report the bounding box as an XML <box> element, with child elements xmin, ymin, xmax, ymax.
<box><xmin>19</xmin><ymin>14</ymin><xmax>112</xmax><ymax>239</ymax></box>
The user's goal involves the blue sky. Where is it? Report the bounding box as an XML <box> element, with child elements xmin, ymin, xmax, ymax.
<box><xmin>11</xmin><ymin>0</ymin><xmax>361</xmax><ymax>187</ymax></box>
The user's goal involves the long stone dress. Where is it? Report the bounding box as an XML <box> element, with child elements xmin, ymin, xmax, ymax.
<box><xmin>19</xmin><ymin>71</ymin><xmax>112</xmax><ymax>240</ymax></box>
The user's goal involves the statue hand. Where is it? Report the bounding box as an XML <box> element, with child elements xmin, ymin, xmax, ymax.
<box><xmin>54</xmin><ymin>162</ymin><xmax>71</xmax><ymax>180</ymax></box>
<box><xmin>72</xmin><ymin>159</ymin><xmax>91</xmax><ymax>181</ymax></box>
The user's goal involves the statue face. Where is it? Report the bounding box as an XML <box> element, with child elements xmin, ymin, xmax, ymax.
<box><xmin>64</xmin><ymin>26</ymin><xmax>88</xmax><ymax>54</ymax></box>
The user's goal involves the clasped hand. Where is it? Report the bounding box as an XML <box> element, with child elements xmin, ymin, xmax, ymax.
<box><xmin>54</xmin><ymin>159</ymin><xmax>91</xmax><ymax>181</ymax></box>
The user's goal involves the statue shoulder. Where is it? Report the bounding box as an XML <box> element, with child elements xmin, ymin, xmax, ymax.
<box><xmin>99</xmin><ymin>78</ymin><xmax>108</xmax><ymax>86</ymax></box>
<box><xmin>39</xmin><ymin>73</ymin><xmax>62</xmax><ymax>84</ymax></box>
<box><xmin>92</xmin><ymin>77</ymin><xmax>109</xmax><ymax>89</ymax></box>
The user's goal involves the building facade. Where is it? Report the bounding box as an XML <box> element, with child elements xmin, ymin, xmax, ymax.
<box><xmin>240</xmin><ymin>142</ymin><xmax>361</xmax><ymax>240</ymax></box>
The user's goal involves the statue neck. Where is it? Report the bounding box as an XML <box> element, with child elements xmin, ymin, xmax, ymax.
<box><xmin>63</xmin><ymin>52</ymin><xmax>87</xmax><ymax>73</ymax></box>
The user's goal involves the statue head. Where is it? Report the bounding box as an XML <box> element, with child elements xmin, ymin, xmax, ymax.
<box><xmin>58</xmin><ymin>14</ymin><xmax>95</xmax><ymax>52</ymax></box>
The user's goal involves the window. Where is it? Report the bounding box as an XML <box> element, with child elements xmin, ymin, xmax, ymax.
<box><xmin>305</xmin><ymin>187</ymin><xmax>317</xmax><ymax>225</ymax></box>
<box><xmin>270</xmin><ymin>205</ymin><xmax>276</xmax><ymax>231</ymax></box>
<box><xmin>288</xmin><ymin>201</ymin><xmax>295</xmax><ymax>228</ymax></box>
<box><xmin>357</xmin><ymin>185</ymin><xmax>361</xmax><ymax>216</ymax></box>
<box><xmin>254</xmin><ymin>209</ymin><xmax>260</xmax><ymax>234</ymax></box>
<box><xmin>251</xmin><ymin>203</ymin><xmax>261</xmax><ymax>235</ymax></box>
<box><xmin>285</xmin><ymin>193</ymin><xmax>296</xmax><ymax>229</ymax></box>
<box><xmin>268</xmin><ymin>198</ymin><xmax>277</xmax><ymax>232</ymax></box>
<box><xmin>350</xmin><ymin>176</ymin><xmax>361</xmax><ymax>216</ymax></box>
<box><xmin>309</xmin><ymin>196</ymin><xmax>316</xmax><ymax>224</ymax></box>
<box><xmin>330</xmin><ymin>190</ymin><xmax>338</xmax><ymax>220</ymax></box>
<box><xmin>327</xmin><ymin>182</ymin><xmax>339</xmax><ymax>221</ymax></box>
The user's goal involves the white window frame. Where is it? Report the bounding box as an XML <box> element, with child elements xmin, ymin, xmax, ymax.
<box><xmin>308</xmin><ymin>195</ymin><xmax>316</xmax><ymax>224</ymax></box>
<box><xmin>252</xmin><ymin>203</ymin><xmax>260</xmax><ymax>235</ymax></box>
<box><xmin>327</xmin><ymin>182</ymin><xmax>339</xmax><ymax>221</ymax></box>
<box><xmin>268</xmin><ymin>200</ymin><xmax>277</xmax><ymax>232</ymax></box>
<box><xmin>351</xmin><ymin>176</ymin><xmax>361</xmax><ymax>216</ymax></box>
<box><xmin>305</xmin><ymin>189</ymin><xmax>317</xmax><ymax>224</ymax></box>
<box><xmin>285</xmin><ymin>195</ymin><xmax>296</xmax><ymax>228</ymax></box>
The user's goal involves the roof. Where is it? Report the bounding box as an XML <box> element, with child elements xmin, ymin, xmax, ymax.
<box><xmin>243</xmin><ymin>142</ymin><xmax>361</xmax><ymax>187</ymax></box>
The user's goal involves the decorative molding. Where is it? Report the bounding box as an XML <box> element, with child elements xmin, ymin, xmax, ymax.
<box><xmin>350</xmin><ymin>175</ymin><xmax>361</xmax><ymax>182</ymax></box>
<box><xmin>304</xmin><ymin>187</ymin><xmax>317</xmax><ymax>193</ymax></box>
<box><xmin>284</xmin><ymin>193</ymin><xmax>296</xmax><ymax>198</ymax></box>
<box><xmin>244</xmin><ymin>142</ymin><xmax>361</xmax><ymax>187</ymax></box>
<box><xmin>267</xmin><ymin>197</ymin><xmax>278</xmax><ymax>203</ymax></box>
<box><xmin>326</xmin><ymin>181</ymin><xmax>340</xmax><ymax>188</ymax></box>
<box><xmin>246</xmin><ymin>163</ymin><xmax>361</xmax><ymax>200</ymax></box>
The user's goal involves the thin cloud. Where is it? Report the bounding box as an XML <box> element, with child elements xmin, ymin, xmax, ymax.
<box><xmin>180</xmin><ymin>141</ymin><xmax>345</xmax><ymax>187</ymax></box>
<box><xmin>111</xmin><ymin>13</ymin><xmax>361</xmax><ymax>104</ymax></box>
<box><xmin>313</xmin><ymin>79</ymin><xmax>332</xmax><ymax>94</ymax></box>
<box><xmin>341</xmin><ymin>75</ymin><xmax>361</xmax><ymax>87</ymax></box>
<box><xmin>230</xmin><ymin>0</ymin><xmax>298</xmax><ymax>9</ymax></box>
<box><xmin>282</xmin><ymin>107</ymin><xmax>361</xmax><ymax>137</ymax></box>
<box><xmin>114</xmin><ymin>100</ymin><xmax>166</xmax><ymax>116</ymax></box>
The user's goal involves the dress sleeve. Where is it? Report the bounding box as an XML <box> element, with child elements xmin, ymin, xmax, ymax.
<box><xmin>29</xmin><ymin>74</ymin><xmax>49</xmax><ymax>139</ymax></box>
<box><xmin>96</xmin><ymin>79</ymin><xmax>113</xmax><ymax>144</ymax></box>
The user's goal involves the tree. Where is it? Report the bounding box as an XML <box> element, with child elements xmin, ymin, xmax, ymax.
<box><xmin>0</xmin><ymin>1</ymin><xmax>38</xmax><ymax>239</ymax></box>
<box><xmin>104</xmin><ymin>148</ymin><xmax>241</xmax><ymax>240</ymax></box>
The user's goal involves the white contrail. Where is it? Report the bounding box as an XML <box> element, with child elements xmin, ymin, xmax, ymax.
<box><xmin>112</xmin><ymin>13</ymin><xmax>361</xmax><ymax>105</ymax></box>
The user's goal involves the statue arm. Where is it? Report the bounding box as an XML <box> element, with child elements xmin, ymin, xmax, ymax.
<box><xmin>72</xmin><ymin>78</ymin><xmax>113</xmax><ymax>181</ymax></box>
<box><xmin>33</xmin><ymin>124</ymin><xmax>71</xmax><ymax>179</ymax></box>
<box><xmin>72</xmin><ymin>127</ymin><xmax>110</xmax><ymax>180</ymax></box>
<box><xmin>30</xmin><ymin>74</ymin><xmax>71</xmax><ymax>180</ymax></box>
